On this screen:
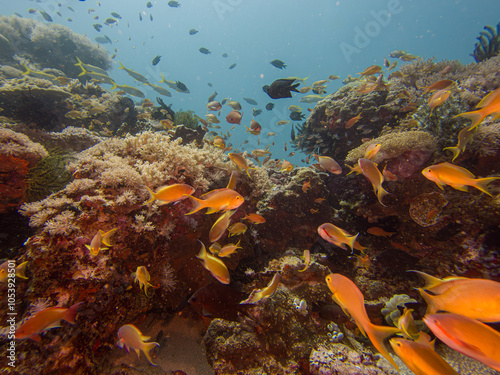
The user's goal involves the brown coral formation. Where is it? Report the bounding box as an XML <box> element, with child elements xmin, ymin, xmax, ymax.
<box><xmin>0</xmin><ymin>15</ymin><xmax>111</xmax><ymax>77</ymax></box>
<box><xmin>0</xmin><ymin>128</ymin><xmax>48</xmax><ymax>212</ymax></box>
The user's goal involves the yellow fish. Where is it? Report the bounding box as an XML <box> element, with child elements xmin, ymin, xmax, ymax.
<box><xmin>197</xmin><ymin>241</ymin><xmax>230</xmax><ymax>284</ymax></box>
<box><xmin>359</xmin><ymin>158</ymin><xmax>390</xmax><ymax>206</ymax></box>
<box><xmin>85</xmin><ymin>228</ymin><xmax>118</xmax><ymax>256</ymax></box>
<box><xmin>134</xmin><ymin>266</ymin><xmax>154</xmax><ymax>297</ymax></box>
<box><xmin>209</xmin><ymin>210</ymin><xmax>235</xmax><ymax>243</ymax></box>
<box><xmin>298</xmin><ymin>249</ymin><xmax>310</xmax><ymax>272</ymax></box>
<box><xmin>424</xmin><ymin>313</ymin><xmax>500</xmax><ymax>371</ymax></box>
<box><xmin>418</xmin><ymin>277</ymin><xmax>500</xmax><ymax>323</ymax></box>
<box><xmin>390</xmin><ymin>333</ymin><xmax>459</xmax><ymax>375</ymax></box>
<box><xmin>240</xmin><ymin>273</ymin><xmax>281</xmax><ymax>304</ymax></box>
<box><xmin>116</xmin><ymin>324</ymin><xmax>159</xmax><ymax>365</ymax></box>
<box><xmin>325</xmin><ymin>274</ymin><xmax>400</xmax><ymax>368</ymax></box>
<box><xmin>317</xmin><ymin>223</ymin><xmax>366</xmax><ymax>252</ymax></box>
<box><xmin>218</xmin><ymin>240</ymin><xmax>242</xmax><ymax>257</ymax></box>
<box><xmin>443</xmin><ymin>126</ymin><xmax>477</xmax><ymax>162</ymax></box>
<box><xmin>227</xmin><ymin>222</ymin><xmax>247</xmax><ymax>236</ymax></box>
<box><xmin>422</xmin><ymin>162</ymin><xmax>500</xmax><ymax>196</ymax></box>
<box><xmin>144</xmin><ymin>183</ymin><xmax>195</xmax><ymax>205</ymax></box>
<box><xmin>185</xmin><ymin>188</ymin><xmax>244</xmax><ymax>215</ymax></box>
<box><xmin>228</xmin><ymin>153</ymin><xmax>256</xmax><ymax>178</ymax></box>
<box><xmin>0</xmin><ymin>260</ymin><xmax>28</xmax><ymax>283</ymax></box>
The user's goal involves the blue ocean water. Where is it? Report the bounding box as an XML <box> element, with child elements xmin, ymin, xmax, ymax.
<box><xmin>2</xmin><ymin>0</ymin><xmax>499</xmax><ymax>163</ymax></box>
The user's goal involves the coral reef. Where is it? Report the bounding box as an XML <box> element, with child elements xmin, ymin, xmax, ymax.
<box><xmin>0</xmin><ymin>15</ymin><xmax>111</xmax><ymax>77</ymax></box>
<box><xmin>0</xmin><ymin>128</ymin><xmax>48</xmax><ymax>212</ymax></box>
<box><xmin>3</xmin><ymin>131</ymin><xmax>273</xmax><ymax>374</ymax></box>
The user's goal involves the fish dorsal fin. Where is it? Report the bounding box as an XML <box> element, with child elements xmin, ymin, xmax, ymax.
<box><xmin>415</xmin><ymin>331</ymin><xmax>434</xmax><ymax>350</ymax></box>
<box><xmin>201</xmin><ymin>188</ymin><xmax>226</xmax><ymax>199</ymax></box>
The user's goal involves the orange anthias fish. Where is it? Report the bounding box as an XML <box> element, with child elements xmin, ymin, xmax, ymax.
<box><xmin>390</xmin><ymin>333</ymin><xmax>459</xmax><ymax>375</ymax></box>
<box><xmin>428</xmin><ymin>89</ymin><xmax>450</xmax><ymax>113</ymax></box>
<box><xmin>421</xmin><ymin>79</ymin><xmax>454</xmax><ymax>94</ymax></box>
<box><xmin>313</xmin><ymin>154</ymin><xmax>342</xmax><ymax>174</ymax></box>
<box><xmin>422</xmin><ymin>162</ymin><xmax>500</xmax><ymax>196</ymax></box>
<box><xmin>134</xmin><ymin>266</ymin><xmax>154</xmax><ymax>297</ymax></box>
<box><xmin>240</xmin><ymin>273</ymin><xmax>281</xmax><ymax>304</ymax></box>
<box><xmin>325</xmin><ymin>274</ymin><xmax>400</xmax><ymax>368</ymax></box>
<box><xmin>116</xmin><ymin>324</ymin><xmax>159</xmax><ymax>366</ymax></box>
<box><xmin>443</xmin><ymin>126</ymin><xmax>477</xmax><ymax>162</ymax></box>
<box><xmin>144</xmin><ymin>183</ymin><xmax>195</xmax><ymax>205</ymax></box>
<box><xmin>366</xmin><ymin>227</ymin><xmax>395</xmax><ymax>238</ymax></box>
<box><xmin>228</xmin><ymin>153</ymin><xmax>256</xmax><ymax>178</ymax></box>
<box><xmin>0</xmin><ymin>260</ymin><xmax>28</xmax><ymax>283</ymax></box>
<box><xmin>197</xmin><ymin>241</ymin><xmax>230</xmax><ymax>284</ymax></box>
<box><xmin>209</xmin><ymin>209</ymin><xmax>235</xmax><ymax>242</ymax></box>
<box><xmin>318</xmin><ymin>223</ymin><xmax>366</xmax><ymax>252</ymax></box>
<box><xmin>357</xmin><ymin>65</ymin><xmax>382</xmax><ymax>77</ymax></box>
<box><xmin>185</xmin><ymin>188</ymin><xmax>244</xmax><ymax>215</ymax></box>
<box><xmin>85</xmin><ymin>228</ymin><xmax>118</xmax><ymax>256</ymax></box>
<box><xmin>418</xmin><ymin>277</ymin><xmax>500</xmax><ymax>323</ymax></box>
<box><xmin>15</xmin><ymin>302</ymin><xmax>82</xmax><ymax>341</ymax></box>
<box><xmin>227</xmin><ymin>222</ymin><xmax>247</xmax><ymax>236</ymax></box>
<box><xmin>454</xmin><ymin>86</ymin><xmax>500</xmax><ymax>130</ymax></box>
<box><xmin>358</xmin><ymin>158</ymin><xmax>390</xmax><ymax>206</ymax></box>
<box><xmin>345</xmin><ymin>113</ymin><xmax>362</xmax><ymax>129</ymax></box>
<box><xmin>242</xmin><ymin>213</ymin><xmax>265</xmax><ymax>224</ymax></box>
<box><xmin>424</xmin><ymin>313</ymin><xmax>500</xmax><ymax>371</ymax></box>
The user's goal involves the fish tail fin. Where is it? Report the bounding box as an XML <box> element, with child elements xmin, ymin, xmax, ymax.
<box><xmin>443</xmin><ymin>145</ymin><xmax>461</xmax><ymax>162</ymax></box>
<box><xmin>473</xmin><ymin>177</ymin><xmax>500</xmax><ymax>196</ymax></box>
<box><xmin>185</xmin><ymin>195</ymin><xmax>206</xmax><ymax>215</ymax></box>
<box><xmin>346</xmin><ymin>164</ymin><xmax>361</xmax><ymax>175</ymax></box>
<box><xmin>143</xmin><ymin>186</ymin><xmax>156</xmax><ymax>204</ymax></box>
<box><xmin>74</xmin><ymin>56</ymin><xmax>83</xmax><ymax>67</ymax></box>
<box><xmin>22</xmin><ymin>64</ymin><xmax>31</xmax><ymax>75</ymax></box>
<box><xmin>110</xmin><ymin>82</ymin><xmax>119</xmax><ymax>91</ymax></box>
<box><xmin>245</xmin><ymin>167</ymin><xmax>256</xmax><ymax>178</ymax></box>
<box><xmin>376</xmin><ymin>185</ymin><xmax>390</xmax><ymax>206</ymax></box>
<box><xmin>366</xmin><ymin>322</ymin><xmax>401</xmax><ymax>369</ymax></box>
<box><xmin>407</xmin><ymin>270</ymin><xmax>443</xmax><ymax>290</ymax></box>
<box><xmin>159</xmin><ymin>73</ymin><xmax>166</xmax><ymax>83</ymax></box>
<box><xmin>196</xmin><ymin>240</ymin><xmax>207</xmax><ymax>260</ymax></box>
<box><xmin>16</xmin><ymin>261</ymin><xmax>28</xmax><ymax>279</ymax></box>
<box><xmin>418</xmin><ymin>288</ymin><xmax>437</xmax><ymax>315</ymax></box>
<box><xmin>78</xmin><ymin>65</ymin><xmax>89</xmax><ymax>76</ymax></box>
<box><xmin>101</xmin><ymin>228</ymin><xmax>118</xmax><ymax>247</ymax></box>
<box><xmin>454</xmin><ymin>109</ymin><xmax>486</xmax><ymax>130</ymax></box>
<box><xmin>118</xmin><ymin>61</ymin><xmax>125</xmax><ymax>69</ymax></box>
<box><xmin>142</xmin><ymin>341</ymin><xmax>159</xmax><ymax>365</ymax></box>
<box><xmin>347</xmin><ymin>233</ymin><xmax>359</xmax><ymax>252</ymax></box>
<box><xmin>63</xmin><ymin>302</ymin><xmax>83</xmax><ymax>324</ymax></box>
<box><xmin>299</xmin><ymin>76</ymin><xmax>309</xmax><ymax>84</ymax></box>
